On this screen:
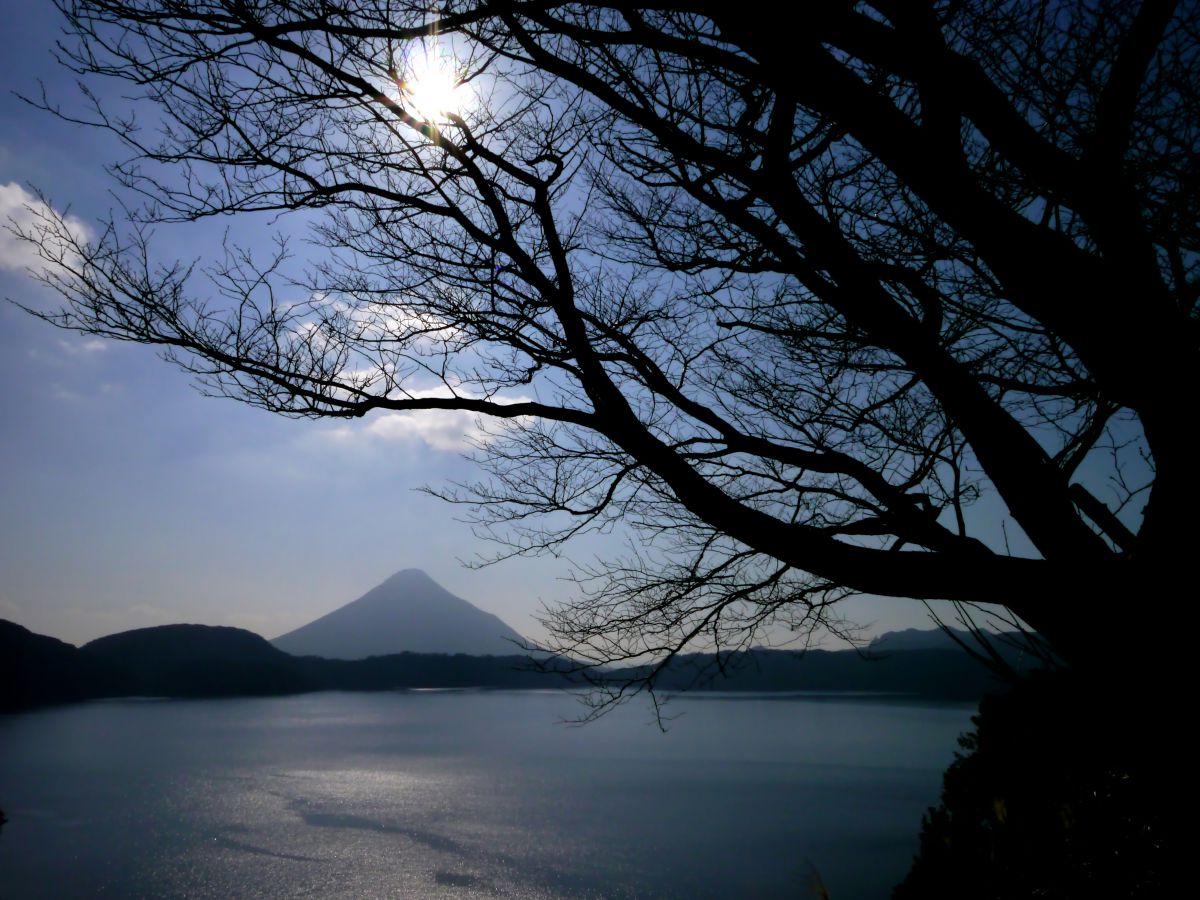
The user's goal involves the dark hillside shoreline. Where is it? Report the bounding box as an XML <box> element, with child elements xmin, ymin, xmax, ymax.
<box><xmin>1</xmin><ymin>619</ymin><xmax>1029</xmax><ymax>712</ymax></box>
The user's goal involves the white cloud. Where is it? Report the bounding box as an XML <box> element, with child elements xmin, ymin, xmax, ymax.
<box><xmin>48</xmin><ymin>383</ymin><xmax>84</xmax><ymax>403</ymax></box>
<box><xmin>360</xmin><ymin>408</ymin><xmax>485</xmax><ymax>451</ymax></box>
<box><xmin>303</xmin><ymin>292</ymin><xmax>462</xmax><ymax>345</ymax></box>
<box><xmin>0</xmin><ymin>181</ymin><xmax>92</xmax><ymax>274</ymax></box>
<box><xmin>58</xmin><ymin>337</ymin><xmax>108</xmax><ymax>356</ymax></box>
<box><xmin>323</xmin><ymin>388</ymin><xmax>532</xmax><ymax>452</ymax></box>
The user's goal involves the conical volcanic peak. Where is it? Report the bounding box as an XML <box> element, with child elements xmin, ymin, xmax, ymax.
<box><xmin>271</xmin><ymin>569</ymin><xmax>527</xmax><ymax>659</ymax></box>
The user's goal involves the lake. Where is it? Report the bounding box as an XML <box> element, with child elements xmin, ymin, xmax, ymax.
<box><xmin>0</xmin><ymin>690</ymin><xmax>973</xmax><ymax>898</ymax></box>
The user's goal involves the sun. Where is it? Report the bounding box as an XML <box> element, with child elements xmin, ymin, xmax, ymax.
<box><xmin>399</xmin><ymin>45</ymin><xmax>469</xmax><ymax>124</ymax></box>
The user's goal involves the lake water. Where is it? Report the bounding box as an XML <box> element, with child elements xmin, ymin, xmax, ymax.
<box><xmin>0</xmin><ymin>691</ymin><xmax>973</xmax><ymax>899</ymax></box>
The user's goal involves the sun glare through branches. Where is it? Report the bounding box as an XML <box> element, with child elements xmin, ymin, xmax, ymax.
<box><xmin>396</xmin><ymin>41</ymin><xmax>471</xmax><ymax>124</ymax></box>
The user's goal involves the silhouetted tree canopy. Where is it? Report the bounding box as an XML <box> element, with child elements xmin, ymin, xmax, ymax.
<box><xmin>16</xmin><ymin>1</ymin><xmax>1198</xmax><ymax>679</ymax></box>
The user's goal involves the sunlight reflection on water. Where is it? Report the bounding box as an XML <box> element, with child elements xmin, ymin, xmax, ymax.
<box><xmin>0</xmin><ymin>691</ymin><xmax>973</xmax><ymax>898</ymax></box>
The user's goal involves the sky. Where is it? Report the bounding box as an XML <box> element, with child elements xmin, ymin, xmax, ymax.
<box><xmin>0</xmin><ymin>3</ymin><xmax>948</xmax><ymax>648</ymax></box>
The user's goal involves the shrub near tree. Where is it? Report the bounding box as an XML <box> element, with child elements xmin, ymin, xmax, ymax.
<box><xmin>896</xmin><ymin>670</ymin><xmax>1168</xmax><ymax>898</ymax></box>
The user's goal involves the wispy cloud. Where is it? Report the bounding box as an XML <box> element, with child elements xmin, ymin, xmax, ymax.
<box><xmin>57</xmin><ymin>337</ymin><xmax>108</xmax><ymax>356</ymax></box>
<box><xmin>0</xmin><ymin>181</ymin><xmax>92</xmax><ymax>274</ymax></box>
<box><xmin>323</xmin><ymin>388</ymin><xmax>532</xmax><ymax>452</ymax></box>
<box><xmin>355</xmin><ymin>407</ymin><xmax>487</xmax><ymax>451</ymax></box>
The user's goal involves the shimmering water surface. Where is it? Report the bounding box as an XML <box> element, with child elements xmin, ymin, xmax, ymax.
<box><xmin>0</xmin><ymin>691</ymin><xmax>972</xmax><ymax>898</ymax></box>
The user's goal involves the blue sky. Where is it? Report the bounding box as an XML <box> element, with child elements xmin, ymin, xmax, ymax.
<box><xmin>0</xmin><ymin>4</ymin><xmax>948</xmax><ymax>647</ymax></box>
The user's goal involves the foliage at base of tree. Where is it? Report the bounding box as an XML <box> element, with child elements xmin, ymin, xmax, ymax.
<box><xmin>895</xmin><ymin>669</ymin><xmax>1169</xmax><ymax>899</ymax></box>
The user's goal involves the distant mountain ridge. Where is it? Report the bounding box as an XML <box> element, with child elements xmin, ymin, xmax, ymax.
<box><xmin>0</xmin><ymin>619</ymin><xmax>567</xmax><ymax>711</ymax></box>
<box><xmin>1</xmin><ymin>612</ymin><xmax>1044</xmax><ymax>712</ymax></box>
<box><xmin>869</xmin><ymin>627</ymin><xmax>975</xmax><ymax>653</ymax></box>
<box><xmin>83</xmin><ymin>624</ymin><xmax>304</xmax><ymax>698</ymax></box>
<box><xmin>0</xmin><ymin>620</ymin><xmax>119</xmax><ymax>709</ymax></box>
<box><xmin>607</xmin><ymin>642</ymin><xmax>1040</xmax><ymax>701</ymax></box>
<box><xmin>272</xmin><ymin>568</ymin><xmax>527</xmax><ymax>659</ymax></box>
<box><xmin>86</xmin><ymin>623</ymin><xmax>287</xmax><ymax>664</ymax></box>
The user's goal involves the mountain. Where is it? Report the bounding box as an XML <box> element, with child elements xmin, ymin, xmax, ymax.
<box><xmin>868</xmin><ymin>627</ymin><xmax>1050</xmax><ymax>669</ymax></box>
<box><xmin>607</xmin><ymin>643</ymin><xmax>1039</xmax><ymax>701</ymax></box>
<box><xmin>76</xmin><ymin>621</ymin><xmax>568</xmax><ymax>697</ymax></box>
<box><xmin>82</xmin><ymin>624</ymin><xmax>310</xmax><ymax>697</ymax></box>
<box><xmin>2</xmin><ymin>617</ymin><xmax>1039</xmax><ymax>711</ymax></box>
<box><xmin>271</xmin><ymin>568</ymin><xmax>528</xmax><ymax>659</ymax></box>
<box><xmin>0</xmin><ymin>620</ymin><xmax>118</xmax><ymax>710</ymax></box>
<box><xmin>0</xmin><ymin>619</ymin><xmax>574</xmax><ymax>710</ymax></box>
<box><xmin>868</xmin><ymin>627</ymin><xmax>974</xmax><ymax>653</ymax></box>
<box><xmin>602</xmin><ymin>628</ymin><xmax>1052</xmax><ymax>701</ymax></box>
<box><xmin>85</xmin><ymin>622</ymin><xmax>290</xmax><ymax>665</ymax></box>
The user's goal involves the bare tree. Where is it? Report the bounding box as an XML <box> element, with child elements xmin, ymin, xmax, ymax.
<box><xmin>14</xmin><ymin>1</ymin><xmax>1198</xmax><ymax>688</ymax></box>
